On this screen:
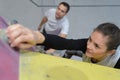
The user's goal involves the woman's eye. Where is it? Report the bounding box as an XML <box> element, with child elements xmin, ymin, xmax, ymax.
<box><xmin>95</xmin><ymin>44</ymin><xmax>100</xmax><ymax>48</ymax></box>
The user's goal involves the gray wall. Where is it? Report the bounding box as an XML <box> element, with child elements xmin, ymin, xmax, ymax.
<box><xmin>1</xmin><ymin>0</ymin><xmax>120</xmax><ymax>39</ymax></box>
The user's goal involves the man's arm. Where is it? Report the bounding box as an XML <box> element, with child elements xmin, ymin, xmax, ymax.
<box><xmin>38</xmin><ymin>16</ymin><xmax>48</xmax><ymax>31</ymax></box>
<box><xmin>59</xmin><ymin>33</ymin><xmax>67</xmax><ymax>38</ymax></box>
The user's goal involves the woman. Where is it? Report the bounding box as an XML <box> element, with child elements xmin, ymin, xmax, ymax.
<box><xmin>6</xmin><ymin>23</ymin><xmax>120</xmax><ymax>68</ymax></box>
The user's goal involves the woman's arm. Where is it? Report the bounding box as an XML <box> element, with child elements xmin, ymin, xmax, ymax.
<box><xmin>6</xmin><ymin>24</ymin><xmax>88</xmax><ymax>53</ymax></box>
<box><xmin>39</xmin><ymin>33</ymin><xmax>88</xmax><ymax>53</ymax></box>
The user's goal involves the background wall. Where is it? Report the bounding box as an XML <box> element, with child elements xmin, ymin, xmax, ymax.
<box><xmin>0</xmin><ymin>0</ymin><xmax>120</xmax><ymax>39</ymax></box>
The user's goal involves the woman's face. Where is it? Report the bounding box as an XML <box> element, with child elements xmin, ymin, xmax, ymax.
<box><xmin>85</xmin><ymin>31</ymin><xmax>113</xmax><ymax>62</ymax></box>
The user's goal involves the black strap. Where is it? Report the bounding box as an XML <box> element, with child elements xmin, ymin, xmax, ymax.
<box><xmin>43</xmin><ymin>28</ymin><xmax>47</xmax><ymax>34</ymax></box>
<box><xmin>114</xmin><ymin>58</ymin><xmax>120</xmax><ymax>69</ymax></box>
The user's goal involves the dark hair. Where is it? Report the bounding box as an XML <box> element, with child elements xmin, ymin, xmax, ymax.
<box><xmin>58</xmin><ymin>2</ymin><xmax>70</xmax><ymax>13</ymax></box>
<box><xmin>94</xmin><ymin>23</ymin><xmax>120</xmax><ymax>50</ymax></box>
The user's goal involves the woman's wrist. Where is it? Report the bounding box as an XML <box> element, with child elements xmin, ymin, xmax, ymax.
<box><xmin>34</xmin><ymin>31</ymin><xmax>45</xmax><ymax>44</ymax></box>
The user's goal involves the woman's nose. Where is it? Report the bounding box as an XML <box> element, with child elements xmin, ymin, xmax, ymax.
<box><xmin>87</xmin><ymin>42</ymin><xmax>93</xmax><ymax>50</ymax></box>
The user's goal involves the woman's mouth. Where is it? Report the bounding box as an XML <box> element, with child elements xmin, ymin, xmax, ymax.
<box><xmin>85</xmin><ymin>49</ymin><xmax>93</xmax><ymax>57</ymax></box>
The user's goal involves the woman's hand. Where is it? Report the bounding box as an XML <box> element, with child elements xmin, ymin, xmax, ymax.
<box><xmin>6</xmin><ymin>24</ymin><xmax>45</xmax><ymax>49</ymax></box>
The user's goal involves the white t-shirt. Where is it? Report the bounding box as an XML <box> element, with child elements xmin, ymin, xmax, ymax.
<box><xmin>44</xmin><ymin>8</ymin><xmax>69</xmax><ymax>35</ymax></box>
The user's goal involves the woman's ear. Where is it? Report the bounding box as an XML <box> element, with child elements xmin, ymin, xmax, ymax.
<box><xmin>107</xmin><ymin>49</ymin><xmax>116</xmax><ymax>56</ymax></box>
